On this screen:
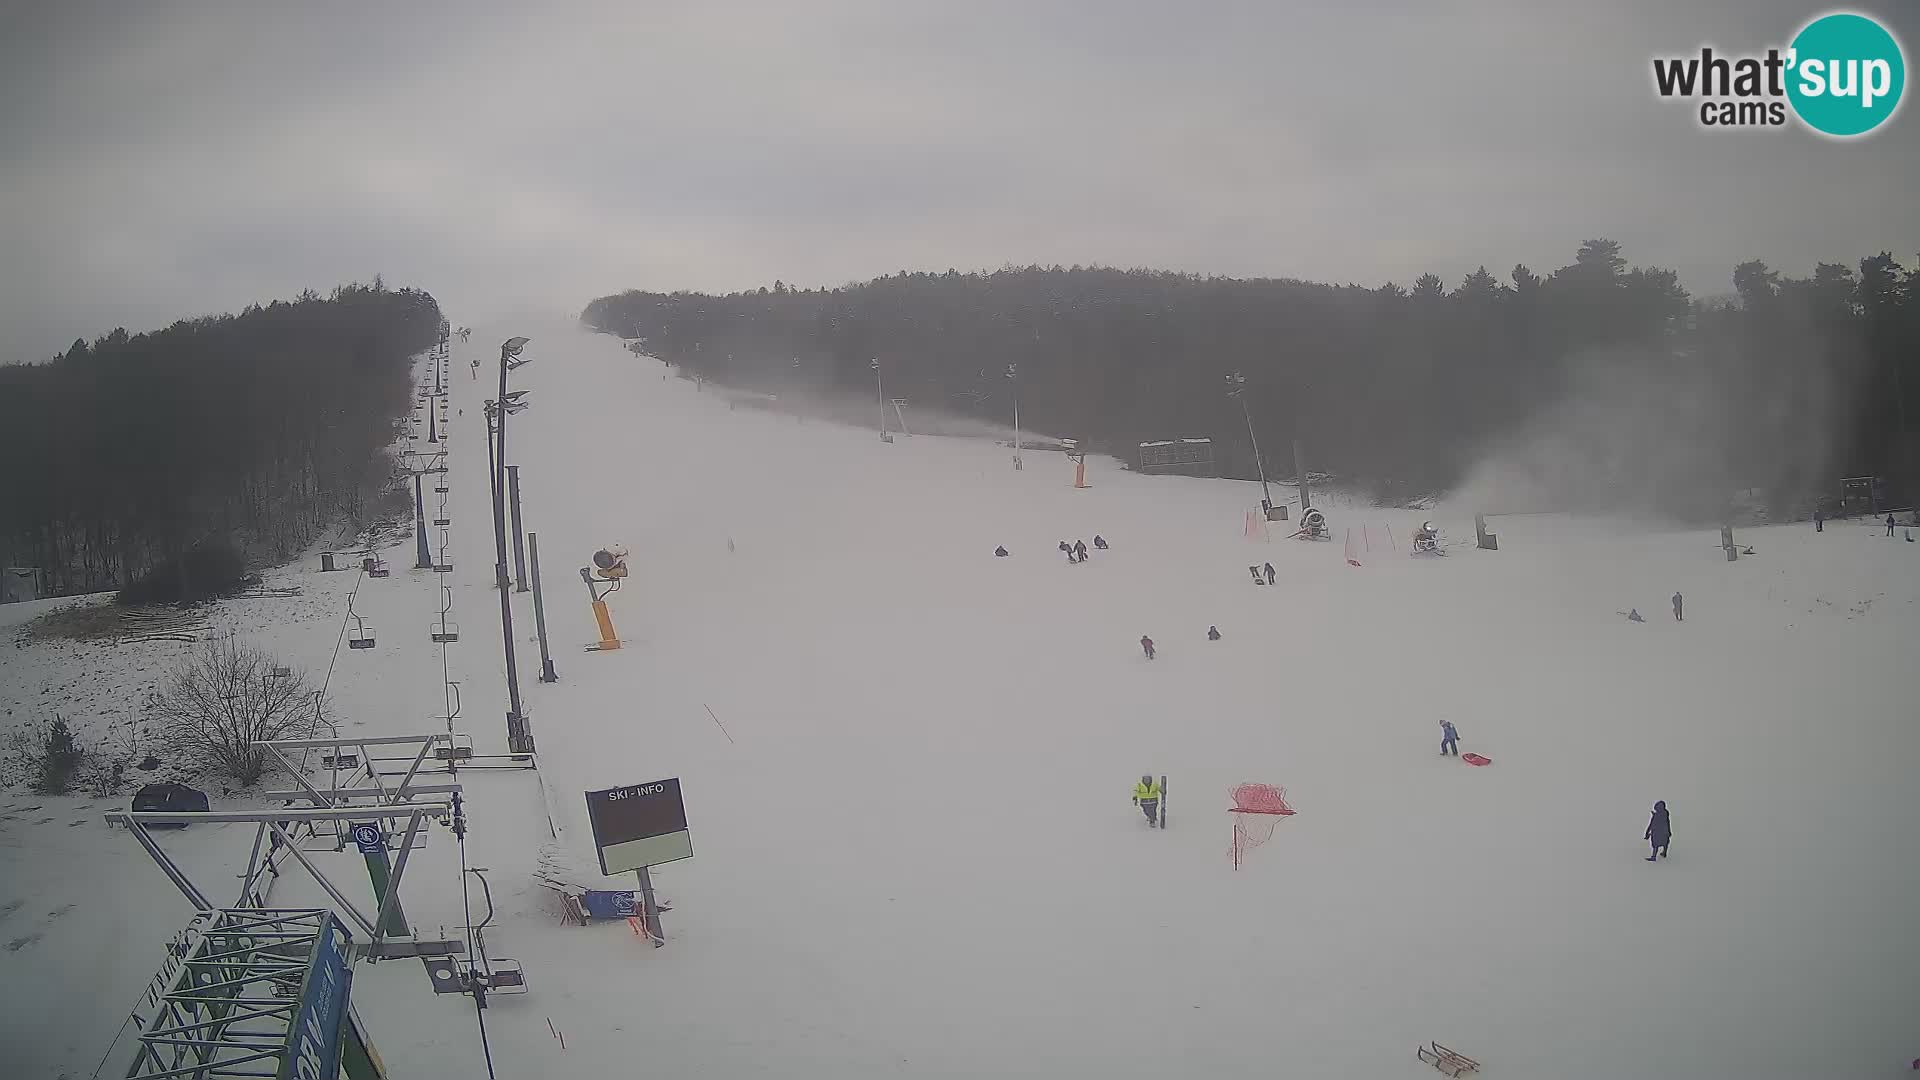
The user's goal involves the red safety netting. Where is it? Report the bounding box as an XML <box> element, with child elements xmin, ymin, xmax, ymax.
<box><xmin>1228</xmin><ymin>783</ymin><xmax>1295</xmax><ymax>869</ymax></box>
<box><xmin>1230</xmin><ymin>783</ymin><xmax>1295</xmax><ymax>815</ymax></box>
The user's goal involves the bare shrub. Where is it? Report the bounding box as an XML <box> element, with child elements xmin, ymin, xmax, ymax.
<box><xmin>150</xmin><ymin>637</ymin><xmax>321</xmax><ymax>785</ymax></box>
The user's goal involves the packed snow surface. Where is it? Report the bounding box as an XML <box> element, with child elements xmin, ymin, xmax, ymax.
<box><xmin>3</xmin><ymin>321</ymin><xmax>1917</xmax><ymax>1078</ymax></box>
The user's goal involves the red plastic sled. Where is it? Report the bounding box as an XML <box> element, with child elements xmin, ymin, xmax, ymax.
<box><xmin>1461</xmin><ymin>753</ymin><xmax>1492</xmax><ymax>766</ymax></box>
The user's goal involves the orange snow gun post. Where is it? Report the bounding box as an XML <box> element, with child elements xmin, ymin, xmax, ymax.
<box><xmin>580</xmin><ymin>545</ymin><xmax>628</xmax><ymax>652</ymax></box>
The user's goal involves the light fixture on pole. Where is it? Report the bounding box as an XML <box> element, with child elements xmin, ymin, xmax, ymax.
<box><xmin>872</xmin><ymin>358</ymin><xmax>892</xmax><ymax>443</ymax></box>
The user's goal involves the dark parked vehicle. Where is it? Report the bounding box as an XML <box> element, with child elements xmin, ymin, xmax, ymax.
<box><xmin>131</xmin><ymin>782</ymin><xmax>210</xmax><ymax>828</ymax></box>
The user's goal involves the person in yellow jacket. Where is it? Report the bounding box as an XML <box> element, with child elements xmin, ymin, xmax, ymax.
<box><xmin>1132</xmin><ymin>774</ymin><xmax>1163</xmax><ymax>827</ymax></box>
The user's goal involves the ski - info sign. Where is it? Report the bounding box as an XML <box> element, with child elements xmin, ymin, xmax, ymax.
<box><xmin>585</xmin><ymin>778</ymin><xmax>693</xmax><ymax>875</ymax></box>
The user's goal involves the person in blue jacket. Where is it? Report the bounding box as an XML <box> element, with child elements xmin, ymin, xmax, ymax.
<box><xmin>1644</xmin><ymin>800</ymin><xmax>1671</xmax><ymax>860</ymax></box>
<box><xmin>1439</xmin><ymin>719</ymin><xmax>1459</xmax><ymax>756</ymax></box>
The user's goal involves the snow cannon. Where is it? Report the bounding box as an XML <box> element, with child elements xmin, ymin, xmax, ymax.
<box><xmin>580</xmin><ymin>545</ymin><xmax>629</xmax><ymax>652</ymax></box>
<box><xmin>591</xmin><ymin>545</ymin><xmax>630</xmax><ymax>582</ymax></box>
<box><xmin>1296</xmin><ymin>507</ymin><xmax>1331</xmax><ymax>541</ymax></box>
<box><xmin>1411</xmin><ymin>521</ymin><xmax>1443</xmax><ymax>556</ymax></box>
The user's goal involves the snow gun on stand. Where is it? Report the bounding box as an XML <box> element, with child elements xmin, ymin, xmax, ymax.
<box><xmin>1292</xmin><ymin>506</ymin><xmax>1332</xmax><ymax>541</ymax></box>
<box><xmin>1411</xmin><ymin>521</ymin><xmax>1445</xmax><ymax>556</ymax></box>
<box><xmin>580</xmin><ymin>545</ymin><xmax>628</xmax><ymax>652</ymax></box>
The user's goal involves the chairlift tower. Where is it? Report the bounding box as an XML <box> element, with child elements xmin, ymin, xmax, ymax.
<box><xmin>118</xmin><ymin>908</ymin><xmax>376</xmax><ymax>1080</ymax></box>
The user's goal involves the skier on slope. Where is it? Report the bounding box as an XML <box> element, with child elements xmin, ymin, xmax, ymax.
<box><xmin>1093</xmin><ymin>535</ymin><xmax>1108</xmax><ymax>550</ymax></box>
<box><xmin>1207</xmin><ymin>625</ymin><xmax>1221</xmax><ymax>641</ymax></box>
<box><xmin>1263</xmin><ymin>562</ymin><xmax>1277</xmax><ymax>585</ymax></box>
<box><xmin>1140</xmin><ymin>635</ymin><xmax>1155</xmax><ymax>660</ymax></box>
<box><xmin>1889</xmin><ymin>513</ymin><xmax>1898</xmax><ymax>537</ymax></box>
<box><xmin>1439</xmin><ymin>719</ymin><xmax>1460</xmax><ymax>756</ymax></box>
<box><xmin>1074</xmin><ymin>540</ymin><xmax>1088</xmax><ymax>560</ymax></box>
<box><xmin>1132</xmin><ymin>774</ymin><xmax>1163</xmax><ymax>826</ymax></box>
<box><xmin>1644</xmin><ymin>800</ymin><xmax>1672</xmax><ymax>861</ymax></box>
<box><xmin>1671</xmin><ymin>591</ymin><xmax>1683</xmax><ymax>621</ymax></box>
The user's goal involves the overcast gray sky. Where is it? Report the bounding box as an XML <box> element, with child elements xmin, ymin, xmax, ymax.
<box><xmin>4</xmin><ymin>0</ymin><xmax>1916</xmax><ymax>361</ymax></box>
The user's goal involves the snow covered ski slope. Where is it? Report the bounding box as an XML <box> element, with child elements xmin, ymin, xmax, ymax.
<box><xmin>484</xmin><ymin>322</ymin><xmax>1920</xmax><ymax>1079</ymax></box>
<box><xmin>3</xmin><ymin>320</ymin><xmax>1916</xmax><ymax>1079</ymax></box>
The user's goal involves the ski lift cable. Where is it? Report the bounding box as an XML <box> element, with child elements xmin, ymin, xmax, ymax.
<box><xmin>297</xmin><ymin>562</ymin><xmax>365</xmax><ymax>777</ymax></box>
<box><xmin>453</xmin><ymin>800</ymin><xmax>499</xmax><ymax>1079</ymax></box>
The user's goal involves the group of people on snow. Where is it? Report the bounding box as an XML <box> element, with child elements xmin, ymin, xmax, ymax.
<box><xmin>1059</xmin><ymin>535</ymin><xmax>1108</xmax><ymax>563</ymax></box>
<box><xmin>1139</xmin><ymin>622</ymin><xmax>1224</xmax><ymax>657</ymax></box>
<box><xmin>997</xmin><ymin>535</ymin><xmax>1110</xmax><ymax>561</ymax></box>
<box><xmin>1128</xmin><ymin>721</ymin><xmax>1673</xmax><ymax>860</ymax></box>
<box><xmin>1625</xmin><ymin>591</ymin><xmax>1684</xmax><ymax>624</ymax></box>
<box><xmin>1811</xmin><ymin>506</ymin><xmax>1916</xmax><ymax>538</ymax></box>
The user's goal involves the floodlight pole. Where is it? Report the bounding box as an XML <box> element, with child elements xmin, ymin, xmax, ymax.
<box><xmin>1228</xmin><ymin>372</ymin><xmax>1271</xmax><ymax>509</ymax></box>
<box><xmin>873</xmin><ymin>358</ymin><xmax>887</xmax><ymax>439</ymax></box>
<box><xmin>1009</xmin><ymin>363</ymin><xmax>1023</xmax><ymax>471</ymax></box>
<box><xmin>486</xmin><ymin>410</ymin><xmax>499</xmax><ymax>514</ymax></box>
<box><xmin>493</xmin><ymin>336</ymin><xmax>532</xmax><ymax>755</ymax></box>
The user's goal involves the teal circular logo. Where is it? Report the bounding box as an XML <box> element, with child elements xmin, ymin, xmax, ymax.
<box><xmin>1787</xmin><ymin>13</ymin><xmax>1905</xmax><ymax>137</ymax></box>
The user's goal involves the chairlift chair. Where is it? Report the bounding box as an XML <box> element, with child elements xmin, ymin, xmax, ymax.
<box><xmin>364</xmin><ymin>555</ymin><xmax>390</xmax><ymax>578</ymax></box>
<box><xmin>347</xmin><ymin>596</ymin><xmax>376</xmax><ymax>650</ymax></box>
<box><xmin>460</xmin><ymin>867</ymin><xmax>526</xmax><ymax>992</ymax></box>
<box><xmin>431</xmin><ymin>589</ymin><xmax>460</xmax><ymax>642</ymax></box>
<box><xmin>434</xmin><ymin>733</ymin><xmax>474</xmax><ymax>762</ymax></box>
<box><xmin>471</xmin><ymin>959</ymin><xmax>526</xmax><ymax>992</ymax></box>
